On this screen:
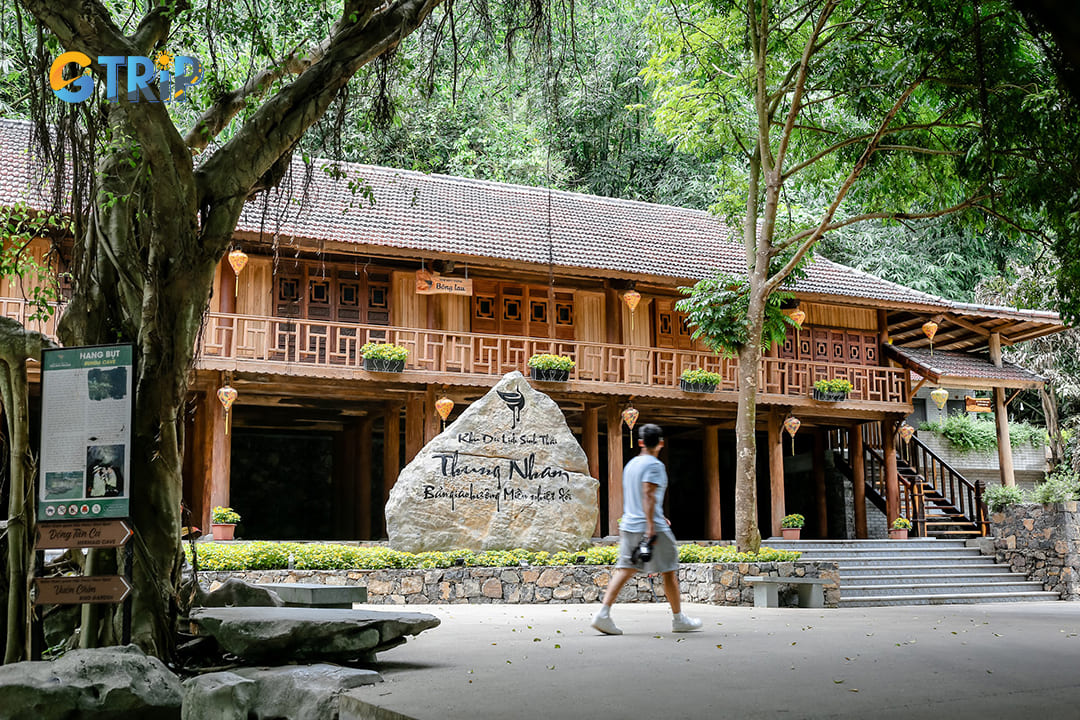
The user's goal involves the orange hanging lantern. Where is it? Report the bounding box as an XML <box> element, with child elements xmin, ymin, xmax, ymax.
<box><xmin>227</xmin><ymin>249</ymin><xmax>249</xmax><ymax>297</ymax></box>
<box><xmin>922</xmin><ymin>320</ymin><xmax>938</xmax><ymax>356</ymax></box>
<box><xmin>623</xmin><ymin>290</ymin><xmax>641</xmax><ymax>332</ymax></box>
<box><xmin>930</xmin><ymin>387</ymin><xmax>949</xmax><ymax>411</ymax></box>
<box><xmin>788</xmin><ymin>308</ymin><xmax>806</xmax><ymax>328</ymax></box>
<box><xmin>435</xmin><ymin>396</ymin><xmax>455</xmax><ymax>431</ymax></box>
<box><xmin>783</xmin><ymin>416</ymin><xmax>801</xmax><ymax>456</ymax></box>
<box><xmin>216</xmin><ymin>384</ymin><xmax>238</xmax><ymax>435</ymax></box>
<box><xmin>898</xmin><ymin>422</ymin><xmax>915</xmax><ymax>444</ymax></box>
<box><xmin>621</xmin><ymin>406</ymin><xmax>639</xmax><ymax>448</ymax></box>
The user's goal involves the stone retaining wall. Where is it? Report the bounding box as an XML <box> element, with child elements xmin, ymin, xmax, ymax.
<box><xmin>201</xmin><ymin>561</ymin><xmax>840</xmax><ymax>608</ymax></box>
<box><xmin>990</xmin><ymin>502</ymin><xmax>1080</xmax><ymax>600</ymax></box>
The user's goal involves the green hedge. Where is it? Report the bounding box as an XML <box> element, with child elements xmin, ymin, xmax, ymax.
<box><xmin>920</xmin><ymin>412</ymin><xmax>1045</xmax><ymax>452</ymax></box>
<box><xmin>186</xmin><ymin>541</ymin><xmax>801</xmax><ymax>572</ymax></box>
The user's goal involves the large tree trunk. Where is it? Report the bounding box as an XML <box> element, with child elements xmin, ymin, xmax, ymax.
<box><xmin>734</xmin><ymin>290</ymin><xmax>768</xmax><ymax>553</ymax></box>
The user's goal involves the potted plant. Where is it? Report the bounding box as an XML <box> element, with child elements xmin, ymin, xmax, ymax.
<box><xmin>361</xmin><ymin>341</ymin><xmax>409</xmax><ymax>372</ymax></box>
<box><xmin>211</xmin><ymin>506</ymin><xmax>241</xmax><ymax>541</ymax></box>
<box><xmin>680</xmin><ymin>368</ymin><xmax>722</xmax><ymax>393</ymax></box>
<box><xmin>527</xmin><ymin>353</ymin><xmax>575</xmax><ymax>382</ymax></box>
<box><xmin>781</xmin><ymin>513</ymin><xmax>805</xmax><ymax>540</ymax></box>
<box><xmin>812</xmin><ymin>378</ymin><xmax>853</xmax><ymax>401</ymax></box>
<box><xmin>889</xmin><ymin>516</ymin><xmax>912</xmax><ymax>539</ymax></box>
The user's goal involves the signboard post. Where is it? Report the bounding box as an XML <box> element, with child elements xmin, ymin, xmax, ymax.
<box><xmin>34</xmin><ymin>343</ymin><xmax>135</xmax><ymax>646</ymax></box>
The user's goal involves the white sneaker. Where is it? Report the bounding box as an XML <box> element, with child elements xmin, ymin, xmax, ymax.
<box><xmin>672</xmin><ymin>612</ymin><xmax>703</xmax><ymax>633</ymax></box>
<box><xmin>590</xmin><ymin>610</ymin><xmax>623</xmax><ymax>635</ymax></box>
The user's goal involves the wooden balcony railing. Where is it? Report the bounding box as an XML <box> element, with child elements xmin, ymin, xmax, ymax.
<box><xmin>0</xmin><ymin>298</ymin><xmax>60</xmax><ymax>338</ymax></box>
<box><xmin>198</xmin><ymin>312</ymin><xmax>909</xmax><ymax>404</ymax></box>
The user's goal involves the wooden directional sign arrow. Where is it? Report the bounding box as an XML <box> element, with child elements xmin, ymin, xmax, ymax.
<box><xmin>33</xmin><ymin>575</ymin><xmax>132</xmax><ymax>606</ymax></box>
<box><xmin>35</xmin><ymin>519</ymin><xmax>133</xmax><ymax>550</ymax></box>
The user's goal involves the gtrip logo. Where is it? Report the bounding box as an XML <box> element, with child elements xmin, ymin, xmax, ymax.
<box><xmin>50</xmin><ymin>51</ymin><xmax>202</xmax><ymax>104</ymax></box>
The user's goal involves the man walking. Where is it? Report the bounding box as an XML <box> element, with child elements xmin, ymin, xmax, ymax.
<box><xmin>591</xmin><ymin>423</ymin><xmax>702</xmax><ymax>635</ymax></box>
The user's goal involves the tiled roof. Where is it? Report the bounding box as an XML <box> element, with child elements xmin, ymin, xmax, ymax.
<box><xmin>885</xmin><ymin>345</ymin><xmax>1044</xmax><ymax>386</ymax></box>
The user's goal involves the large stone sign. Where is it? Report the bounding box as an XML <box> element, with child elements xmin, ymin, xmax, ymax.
<box><xmin>385</xmin><ymin>371</ymin><xmax>599</xmax><ymax>552</ymax></box>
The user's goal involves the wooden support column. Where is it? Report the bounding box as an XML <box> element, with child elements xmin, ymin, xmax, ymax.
<box><xmin>358</xmin><ymin>416</ymin><xmax>374</xmax><ymax>540</ymax></box>
<box><xmin>989</xmin><ymin>333</ymin><xmax>1016</xmax><ymax>487</ymax></box>
<box><xmin>883</xmin><ymin>419</ymin><xmax>900</xmax><ymax>527</ymax></box>
<box><xmin>851</xmin><ymin>424</ymin><xmax>867</xmax><ymax>539</ymax></box>
<box><xmin>606</xmin><ymin>399</ymin><xmax>623</xmax><ymax>536</ymax></box>
<box><xmin>339</xmin><ymin>424</ymin><xmax>360</xmax><ymax>538</ymax></box>
<box><xmin>704</xmin><ymin>424</ymin><xmax>722</xmax><ymax>540</ymax></box>
<box><xmin>382</xmin><ymin>402</ymin><xmax>401</xmax><ymax>536</ymax></box>
<box><xmin>767</xmin><ymin>410</ymin><xmax>785</xmax><ymax>538</ymax></box>
<box><xmin>582</xmin><ymin>407</ymin><xmax>601</xmax><ymax>537</ymax></box>
<box><xmin>204</xmin><ymin>387</ymin><xmax>231</xmax><ymax>532</ymax></box>
<box><xmin>404</xmin><ymin>393</ymin><xmax>425</xmax><ymax>465</ymax></box>
<box><xmin>813</xmin><ymin>430</ymin><xmax>827</xmax><ymax>538</ymax></box>
<box><xmin>423</xmin><ymin>386</ymin><xmax>440</xmax><ymax>444</ymax></box>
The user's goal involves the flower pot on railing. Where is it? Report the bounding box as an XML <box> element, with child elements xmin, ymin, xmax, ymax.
<box><xmin>679</xmin><ymin>379</ymin><xmax>717</xmax><ymax>393</ymax></box>
<box><xmin>812</xmin><ymin>388</ymin><xmax>849</xmax><ymax>402</ymax></box>
<box><xmin>363</xmin><ymin>357</ymin><xmax>405</xmax><ymax>373</ymax></box>
<box><xmin>530</xmin><ymin>367</ymin><xmax>570</xmax><ymax>382</ymax></box>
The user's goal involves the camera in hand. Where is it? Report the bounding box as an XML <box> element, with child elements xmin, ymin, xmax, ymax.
<box><xmin>632</xmin><ymin>534</ymin><xmax>657</xmax><ymax>563</ymax></box>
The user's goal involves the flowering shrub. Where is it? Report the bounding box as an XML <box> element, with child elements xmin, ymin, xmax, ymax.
<box><xmin>185</xmin><ymin>542</ymin><xmax>801</xmax><ymax>570</ymax></box>
<box><xmin>892</xmin><ymin>517</ymin><xmax>913</xmax><ymax>530</ymax></box>
<box><xmin>781</xmin><ymin>513</ymin><xmax>805</xmax><ymax>528</ymax></box>
<box><xmin>360</xmin><ymin>342</ymin><xmax>409</xmax><ymax>361</ymax></box>
<box><xmin>527</xmin><ymin>353</ymin><xmax>575</xmax><ymax>371</ymax></box>
<box><xmin>211</xmin><ymin>506</ymin><xmax>241</xmax><ymax>524</ymax></box>
<box><xmin>813</xmin><ymin>378</ymin><xmax>853</xmax><ymax>394</ymax></box>
<box><xmin>679</xmin><ymin>368</ymin><xmax>722</xmax><ymax>386</ymax></box>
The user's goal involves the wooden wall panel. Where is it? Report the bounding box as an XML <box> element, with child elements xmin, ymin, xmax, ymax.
<box><xmin>236</xmin><ymin>256</ymin><xmax>274</xmax><ymax>317</ymax></box>
<box><xmin>802</xmin><ymin>302</ymin><xmax>876</xmax><ymax>331</ymax></box>
<box><xmin>575</xmin><ymin>291</ymin><xmax>605</xmax><ymax>344</ymax></box>
<box><xmin>392</xmin><ymin>270</ymin><xmax>426</xmax><ymax>328</ymax></box>
<box><xmin>0</xmin><ymin>237</ymin><xmax>51</xmax><ymax>298</ymax></box>
<box><xmin>623</xmin><ymin>297</ymin><xmax>652</xmax><ymax>347</ymax></box>
<box><xmin>434</xmin><ymin>294</ymin><xmax>470</xmax><ymax>332</ymax></box>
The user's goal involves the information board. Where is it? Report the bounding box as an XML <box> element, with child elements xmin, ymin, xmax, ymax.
<box><xmin>38</xmin><ymin>344</ymin><xmax>133</xmax><ymax>521</ymax></box>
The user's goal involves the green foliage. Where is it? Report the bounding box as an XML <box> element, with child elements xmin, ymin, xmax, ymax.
<box><xmin>211</xmin><ymin>506</ymin><xmax>241</xmax><ymax>524</ymax></box>
<box><xmin>814</xmin><ymin>379</ymin><xmax>853</xmax><ymax>394</ymax></box>
<box><xmin>892</xmin><ymin>517</ymin><xmax>913</xmax><ymax>530</ymax></box>
<box><xmin>983</xmin><ymin>484</ymin><xmax>1025</xmax><ymax>512</ymax></box>
<box><xmin>1030</xmin><ymin>470</ymin><xmax>1080</xmax><ymax>504</ymax></box>
<box><xmin>527</xmin><ymin>353</ymin><xmax>575</xmax><ymax>371</ymax></box>
<box><xmin>676</xmin><ymin>273</ymin><xmax>796</xmax><ymax>355</ymax></box>
<box><xmin>359</xmin><ymin>342</ymin><xmax>409</xmax><ymax>361</ymax></box>
<box><xmin>0</xmin><ymin>202</ymin><xmax>67</xmax><ymax>323</ymax></box>
<box><xmin>185</xmin><ymin>541</ymin><xmax>801</xmax><ymax>571</ymax></box>
<box><xmin>781</xmin><ymin>513</ymin><xmax>804</xmax><ymax>529</ymax></box>
<box><xmin>679</xmin><ymin>368</ymin><xmax>722</xmax><ymax>386</ymax></box>
<box><xmin>919</xmin><ymin>412</ymin><xmax>1044</xmax><ymax>452</ymax></box>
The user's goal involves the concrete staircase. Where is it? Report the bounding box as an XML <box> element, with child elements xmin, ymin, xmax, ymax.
<box><xmin>766</xmin><ymin>538</ymin><xmax>1059</xmax><ymax>607</ymax></box>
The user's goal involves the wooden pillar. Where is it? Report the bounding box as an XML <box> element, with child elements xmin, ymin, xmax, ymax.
<box><xmin>606</xmin><ymin>399</ymin><xmax>623</xmax><ymax>536</ymax></box>
<box><xmin>338</xmin><ymin>424</ymin><xmax>359</xmax><ymax>539</ymax></box>
<box><xmin>423</xmin><ymin>386</ymin><xmax>440</xmax><ymax>444</ymax></box>
<box><xmin>704</xmin><ymin>424</ymin><xmax>722</xmax><ymax>540</ymax></box>
<box><xmin>205</xmin><ymin>388</ymin><xmax>231</xmax><ymax>531</ymax></box>
<box><xmin>405</xmin><ymin>393</ymin><xmax>425</xmax><ymax>464</ymax></box>
<box><xmin>989</xmin><ymin>333</ymin><xmax>1016</xmax><ymax>487</ymax></box>
<box><xmin>358</xmin><ymin>416</ymin><xmax>374</xmax><ymax>540</ymax></box>
<box><xmin>604</xmin><ymin>286</ymin><xmax>623</xmax><ymax>344</ymax></box>
<box><xmin>381</xmin><ymin>402</ymin><xmax>401</xmax><ymax>536</ymax></box>
<box><xmin>813</xmin><ymin>430</ymin><xmax>827</xmax><ymax>538</ymax></box>
<box><xmin>851</xmin><ymin>424</ymin><xmax>867</xmax><ymax>539</ymax></box>
<box><xmin>218</xmin><ymin>262</ymin><xmax>236</xmax><ymax>313</ymax></box>
<box><xmin>582</xmin><ymin>407</ymin><xmax>601</xmax><ymax>537</ymax></box>
<box><xmin>768</xmin><ymin>410</ymin><xmax>785</xmax><ymax>538</ymax></box>
<box><xmin>883</xmin><ymin>419</ymin><xmax>899</xmax><ymax>527</ymax></box>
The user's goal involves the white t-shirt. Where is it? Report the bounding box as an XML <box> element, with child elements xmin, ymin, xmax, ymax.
<box><xmin>619</xmin><ymin>454</ymin><xmax>669</xmax><ymax>533</ymax></box>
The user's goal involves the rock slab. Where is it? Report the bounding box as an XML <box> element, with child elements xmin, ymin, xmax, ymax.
<box><xmin>0</xmin><ymin>644</ymin><xmax>182</xmax><ymax>720</ymax></box>
<box><xmin>385</xmin><ymin>371</ymin><xmax>599</xmax><ymax>552</ymax></box>
<box><xmin>188</xmin><ymin>607</ymin><xmax>440</xmax><ymax>662</ymax></box>
<box><xmin>233</xmin><ymin>664</ymin><xmax>382</xmax><ymax>720</ymax></box>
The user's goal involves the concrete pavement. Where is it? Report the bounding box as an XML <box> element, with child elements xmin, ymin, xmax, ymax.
<box><xmin>342</xmin><ymin>601</ymin><xmax>1080</xmax><ymax>720</ymax></box>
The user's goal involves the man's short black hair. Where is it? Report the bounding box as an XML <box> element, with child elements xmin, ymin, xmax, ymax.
<box><xmin>638</xmin><ymin>423</ymin><xmax>663</xmax><ymax>448</ymax></box>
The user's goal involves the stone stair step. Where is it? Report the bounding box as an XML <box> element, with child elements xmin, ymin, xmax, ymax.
<box><xmin>808</xmin><ymin>555</ymin><xmax>993</xmax><ymax>567</ymax></box>
<box><xmin>841</xmin><ymin>581</ymin><xmax>1046</xmax><ymax>598</ymax></box>
<box><xmin>839</xmin><ymin>591</ymin><xmax>1060</xmax><ymax>607</ymax></box>
<box><xmin>839</xmin><ymin>572</ymin><xmax>1026</xmax><ymax>585</ymax></box>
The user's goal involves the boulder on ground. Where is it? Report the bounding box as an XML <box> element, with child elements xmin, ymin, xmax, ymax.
<box><xmin>188</xmin><ymin>607</ymin><xmax>440</xmax><ymax>663</ymax></box>
<box><xmin>0</xmin><ymin>644</ymin><xmax>182</xmax><ymax>720</ymax></box>
<box><xmin>193</xmin><ymin>578</ymin><xmax>285</xmax><ymax>608</ymax></box>
<box><xmin>233</xmin><ymin>664</ymin><xmax>382</xmax><ymax>720</ymax></box>
<box><xmin>181</xmin><ymin>671</ymin><xmax>257</xmax><ymax>720</ymax></box>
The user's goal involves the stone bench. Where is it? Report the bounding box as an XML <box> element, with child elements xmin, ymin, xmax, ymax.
<box><xmin>258</xmin><ymin>583</ymin><xmax>367</xmax><ymax>608</ymax></box>
<box><xmin>744</xmin><ymin>576</ymin><xmax>828</xmax><ymax>609</ymax></box>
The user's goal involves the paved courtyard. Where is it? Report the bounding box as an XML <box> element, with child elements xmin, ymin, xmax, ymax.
<box><xmin>344</xmin><ymin>601</ymin><xmax>1080</xmax><ymax>719</ymax></box>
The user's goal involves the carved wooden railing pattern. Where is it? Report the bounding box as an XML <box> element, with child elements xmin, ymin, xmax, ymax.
<box><xmin>0</xmin><ymin>298</ymin><xmax>59</xmax><ymax>338</ymax></box>
<box><xmin>199</xmin><ymin>312</ymin><xmax>909</xmax><ymax>402</ymax></box>
<box><xmin>899</xmin><ymin>432</ymin><xmax>989</xmax><ymax>536</ymax></box>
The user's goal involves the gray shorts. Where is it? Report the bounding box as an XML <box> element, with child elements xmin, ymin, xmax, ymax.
<box><xmin>615</xmin><ymin>530</ymin><xmax>679</xmax><ymax>574</ymax></box>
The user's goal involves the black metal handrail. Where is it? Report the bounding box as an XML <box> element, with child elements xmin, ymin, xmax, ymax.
<box><xmin>898</xmin><ymin>432</ymin><xmax>989</xmax><ymax>536</ymax></box>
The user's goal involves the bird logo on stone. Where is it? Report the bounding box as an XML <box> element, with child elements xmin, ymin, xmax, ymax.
<box><xmin>496</xmin><ymin>388</ymin><xmax>526</xmax><ymax>429</ymax></box>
